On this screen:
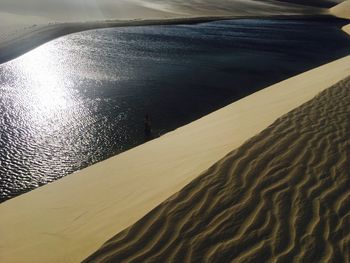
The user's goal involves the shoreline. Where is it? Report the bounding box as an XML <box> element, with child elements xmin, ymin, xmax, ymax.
<box><xmin>331</xmin><ymin>0</ymin><xmax>350</xmax><ymax>35</ymax></box>
<box><xmin>0</xmin><ymin>55</ymin><xmax>349</xmax><ymax>262</ymax></box>
<box><xmin>0</xmin><ymin>14</ymin><xmax>341</xmax><ymax>65</ymax></box>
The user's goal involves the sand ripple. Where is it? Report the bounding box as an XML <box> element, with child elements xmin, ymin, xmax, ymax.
<box><xmin>85</xmin><ymin>77</ymin><xmax>350</xmax><ymax>262</ymax></box>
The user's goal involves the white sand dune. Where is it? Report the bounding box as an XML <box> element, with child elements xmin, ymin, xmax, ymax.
<box><xmin>85</xmin><ymin>76</ymin><xmax>350</xmax><ymax>263</ymax></box>
<box><xmin>0</xmin><ymin>55</ymin><xmax>349</xmax><ymax>263</ymax></box>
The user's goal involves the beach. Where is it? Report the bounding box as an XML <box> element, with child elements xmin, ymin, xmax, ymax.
<box><xmin>1</xmin><ymin>1</ymin><xmax>350</xmax><ymax>262</ymax></box>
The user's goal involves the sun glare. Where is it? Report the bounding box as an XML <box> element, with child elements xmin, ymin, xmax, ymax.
<box><xmin>13</xmin><ymin>39</ymin><xmax>74</xmax><ymax>123</ymax></box>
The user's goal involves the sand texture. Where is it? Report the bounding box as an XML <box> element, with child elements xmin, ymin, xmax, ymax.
<box><xmin>0</xmin><ymin>56</ymin><xmax>349</xmax><ymax>263</ymax></box>
<box><xmin>85</xmin><ymin>76</ymin><xmax>350</xmax><ymax>262</ymax></box>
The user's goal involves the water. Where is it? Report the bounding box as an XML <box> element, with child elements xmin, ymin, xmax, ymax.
<box><xmin>0</xmin><ymin>18</ymin><xmax>349</xmax><ymax>202</ymax></box>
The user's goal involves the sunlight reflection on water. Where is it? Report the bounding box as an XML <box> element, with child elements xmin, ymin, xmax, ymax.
<box><xmin>0</xmin><ymin>36</ymin><xmax>102</xmax><ymax>197</ymax></box>
<box><xmin>12</xmin><ymin>39</ymin><xmax>76</xmax><ymax>123</ymax></box>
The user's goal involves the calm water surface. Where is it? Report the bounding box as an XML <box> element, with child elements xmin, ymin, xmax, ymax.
<box><xmin>1</xmin><ymin>18</ymin><xmax>350</xmax><ymax>201</ymax></box>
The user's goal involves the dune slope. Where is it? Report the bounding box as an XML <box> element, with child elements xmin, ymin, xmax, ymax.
<box><xmin>0</xmin><ymin>56</ymin><xmax>349</xmax><ymax>263</ymax></box>
<box><xmin>331</xmin><ymin>0</ymin><xmax>350</xmax><ymax>19</ymax></box>
<box><xmin>343</xmin><ymin>24</ymin><xmax>350</xmax><ymax>34</ymax></box>
<box><xmin>85</xmin><ymin>76</ymin><xmax>350</xmax><ymax>262</ymax></box>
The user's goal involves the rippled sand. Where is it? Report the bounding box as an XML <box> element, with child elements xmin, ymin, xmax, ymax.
<box><xmin>85</xmin><ymin>77</ymin><xmax>350</xmax><ymax>262</ymax></box>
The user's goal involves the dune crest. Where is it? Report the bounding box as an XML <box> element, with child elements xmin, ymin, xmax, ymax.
<box><xmin>85</xmin><ymin>76</ymin><xmax>350</xmax><ymax>262</ymax></box>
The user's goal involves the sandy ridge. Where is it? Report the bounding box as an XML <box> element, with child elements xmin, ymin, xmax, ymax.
<box><xmin>0</xmin><ymin>17</ymin><xmax>230</xmax><ymax>64</ymax></box>
<box><xmin>85</xmin><ymin>76</ymin><xmax>350</xmax><ymax>262</ymax></box>
<box><xmin>0</xmin><ymin>56</ymin><xmax>349</xmax><ymax>263</ymax></box>
<box><xmin>343</xmin><ymin>24</ymin><xmax>350</xmax><ymax>34</ymax></box>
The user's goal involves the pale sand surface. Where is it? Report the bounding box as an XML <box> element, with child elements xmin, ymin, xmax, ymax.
<box><xmin>343</xmin><ymin>24</ymin><xmax>350</xmax><ymax>34</ymax></box>
<box><xmin>85</xmin><ymin>75</ymin><xmax>350</xmax><ymax>262</ymax></box>
<box><xmin>0</xmin><ymin>14</ymin><xmax>332</xmax><ymax>64</ymax></box>
<box><xmin>331</xmin><ymin>1</ymin><xmax>350</xmax><ymax>39</ymax></box>
<box><xmin>0</xmin><ymin>16</ymin><xmax>235</xmax><ymax>64</ymax></box>
<box><xmin>330</xmin><ymin>0</ymin><xmax>350</xmax><ymax>19</ymax></box>
<box><xmin>0</xmin><ymin>0</ymin><xmax>185</xmax><ymax>61</ymax></box>
<box><xmin>0</xmin><ymin>56</ymin><xmax>349</xmax><ymax>262</ymax></box>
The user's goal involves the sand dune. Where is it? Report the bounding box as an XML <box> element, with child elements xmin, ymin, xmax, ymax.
<box><xmin>0</xmin><ymin>0</ymin><xmax>337</xmax><ymax>50</ymax></box>
<box><xmin>0</xmin><ymin>16</ymin><xmax>238</xmax><ymax>64</ymax></box>
<box><xmin>0</xmin><ymin>56</ymin><xmax>349</xmax><ymax>263</ymax></box>
<box><xmin>85</xmin><ymin>76</ymin><xmax>350</xmax><ymax>262</ymax></box>
<box><xmin>343</xmin><ymin>24</ymin><xmax>350</xmax><ymax>34</ymax></box>
<box><xmin>330</xmin><ymin>0</ymin><xmax>350</xmax><ymax>19</ymax></box>
<box><xmin>133</xmin><ymin>0</ymin><xmax>325</xmax><ymax>17</ymax></box>
<box><xmin>0</xmin><ymin>0</ymin><xmax>327</xmax><ymax>23</ymax></box>
<box><xmin>0</xmin><ymin>2</ymin><xmax>348</xmax><ymax>263</ymax></box>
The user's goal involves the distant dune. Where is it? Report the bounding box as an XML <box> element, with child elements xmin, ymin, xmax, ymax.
<box><xmin>0</xmin><ymin>0</ymin><xmax>331</xmax><ymax>23</ymax></box>
<box><xmin>1</xmin><ymin>1</ymin><xmax>349</xmax><ymax>263</ymax></box>
<box><xmin>343</xmin><ymin>24</ymin><xmax>350</xmax><ymax>34</ymax></box>
<box><xmin>1</xmin><ymin>54</ymin><xmax>349</xmax><ymax>263</ymax></box>
<box><xmin>331</xmin><ymin>0</ymin><xmax>350</xmax><ymax>35</ymax></box>
<box><xmin>0</xmin><ymin>0</ymin><xmax>341</xmax><ymax>64</ymax></box>
<box><xmin>331</xmin><ymin>0</ymin><xmax>350</xmax><ymax>19</ymax></box>
<box><xmin>85</xmin><ymin>76</ymin><xmax>350</xmax><ymax>263</ymax></box>
<box><xmin>131</xmin><ymin>0</ymin><xmax>326</xmax><ymax>17</ymax></box>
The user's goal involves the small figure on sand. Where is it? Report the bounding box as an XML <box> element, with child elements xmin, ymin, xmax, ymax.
<box><xmin>144</xmin><ymin>114</ymin><xmax>152</xmax><ymax>140</ymax></box>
